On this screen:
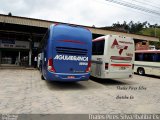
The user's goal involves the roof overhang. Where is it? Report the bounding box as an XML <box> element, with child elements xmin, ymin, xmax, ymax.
<box><xmin>0</xmin><ymin>14</ymin><xmax>159</xmax><ymax>42</ymax></box>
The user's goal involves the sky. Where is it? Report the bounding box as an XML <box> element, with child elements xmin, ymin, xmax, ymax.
<box><xmin>0</xmin><ymin>0</ymin><xmax>160</xmax><ymax>27</ymax></box>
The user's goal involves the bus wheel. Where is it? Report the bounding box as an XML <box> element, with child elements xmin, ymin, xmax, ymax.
<box><xmin>137</xmin><ymin>68</ymin><xmax>145</xmax><ymax>75</ymax></box>
<box><xmin>41</xmin><ymin>75</ymin><xmax>45</xmax><ymax>80</ymax></box>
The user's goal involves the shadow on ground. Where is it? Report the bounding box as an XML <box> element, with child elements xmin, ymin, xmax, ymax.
<box><xmin>45</xmin><ymin>81</ymin><xmax>87</xmax><ymax>91</ymax></box>
<box><xmin>90</xmin><ymin>76</ymin><xmax>134</xmax><ymax>86</ymax></box>
<box><xmin>134</xmin><ymin>73</ymin><xmax>160</xmax><ymax>79</ymax></box>
<box><xmin>44</xmin><ymin>76</ymin><xmax>137</xmax><ymax>91</ymax></box>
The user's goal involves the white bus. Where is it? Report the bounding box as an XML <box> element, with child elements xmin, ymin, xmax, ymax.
<box><xmin>91</xmin><ymin>35</ymin><xmax>135</xmax><ymax>79</ymax></box>
<box><xmin>134</xmin><ymin>50</ymin><xmax>160</xmax><ymax>76</ymax></box>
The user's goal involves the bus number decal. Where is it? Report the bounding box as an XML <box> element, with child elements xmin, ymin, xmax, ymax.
<box><xmin>79</xmin><ymin>62</ymin><xmax>88</xmax><ymax>66</ymax></box>
<box><xmin>119</xmin><ymin>67</ymin><xmax>126</xmax><ymax>70</ymax></box>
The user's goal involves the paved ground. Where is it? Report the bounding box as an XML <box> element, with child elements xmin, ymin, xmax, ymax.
<box><xmin>0</xmin><ymin>69</ymin><xmax>159</xmax><ymax>114</ymax></box>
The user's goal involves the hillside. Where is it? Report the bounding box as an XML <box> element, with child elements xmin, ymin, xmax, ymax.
<box><xmin>140</xmin><ymin>28</ymin><xmax>160</xmax><ymax>49</ymax></box>
<box><xmin>140</xmin><ymin>28</ymin><xmax>160</xmax><ymax>38</ymax></box>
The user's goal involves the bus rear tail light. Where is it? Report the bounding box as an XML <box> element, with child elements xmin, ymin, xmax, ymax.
<box><xmin>86</xmin><ymin>61</ymin><xmax>91</xmax><ymax>72</ymax></box>
<box><xmin>48</xmin><ymin>58</ymin><xmax>56</xmax><ymax>72</ymax></box>
<box><xmin>132</xmin><ymin>64</ymin><xmax>134</xmax><ymax>70</ymax></box>
<box><xmin>105</xmin><ymin>63</ymin><xmax>109</xmax><ymax>70</ymax></box>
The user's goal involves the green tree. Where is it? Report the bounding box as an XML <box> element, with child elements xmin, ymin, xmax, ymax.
<box><xmin>112</xmin><ymin>21</ymin><xmax>148</xmax><ymax>34</ymax></box>
<box><xmin>8</xmin><ymin>12</ymin><xmax>12</xmax><ymax>16</ymax></box>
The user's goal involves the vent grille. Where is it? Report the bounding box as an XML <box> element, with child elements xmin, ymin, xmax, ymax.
<box><xmin>56</xmin><ymin>47</ymin><xmax>88</xmax><ymax>55</ymax></box>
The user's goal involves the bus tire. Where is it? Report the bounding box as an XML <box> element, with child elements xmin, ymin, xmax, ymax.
<box><xmin>41</xmin><ymin>75</ymin><xmax>45</xmax><ymax>80</ymax></box>
<box><xmin>137</xmin><ymin>68</ymin><xmax>145</xmax><ymax>75</ymax></box>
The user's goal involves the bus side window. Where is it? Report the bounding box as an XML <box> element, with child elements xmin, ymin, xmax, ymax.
<box><xmin>158</xmin><ymin>54</ymin><xmax>160</xmax><ymax>62</ymax></box>
<box><xmin>139</xmin><ymin>54</ymin><xmax>143</xmax><ymax>61</ymax></box>
<box><xmin>135</xmin><ymin>53</ymin><xmax>139</xmax><ymax>61</ymax></box>
<box><xmin>135</xmin><ymin>53</ymin><xmax>143</xmax><ymax>61</ymax></box>
<box><xmin>144</xmin><ymin>54</ymin><xmax>148</xmax><ymax>61</ymax></box>
<box><xmin>135</xmin><ymin>52</ymin><xmax>160</xmax><ymax>62</ymax></box>
<box><xmin>144</xmin><ymin>53</ymin><xmax>152</xmax><ymax>62</ymax></box>
<box><xmin>152</xmin><ymin>54</ymin><xmax>156</xmax><ymax>62</ymax></box>
<box><xmin>154</xmin><ymin>53</ymin><xmax>160</xmax><ymax>62</ymax></box>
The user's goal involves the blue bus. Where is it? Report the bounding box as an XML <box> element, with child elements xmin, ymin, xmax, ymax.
<box><xmin>40</xmin><ymin>24</ymin><xmax>92</xmax><ymax>81</ymax></box>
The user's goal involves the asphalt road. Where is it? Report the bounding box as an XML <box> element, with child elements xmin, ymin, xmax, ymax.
<box><xmin>0</xmin><ymin>69</ymin><xmax>159</xmax><ymax>114</ymax></box>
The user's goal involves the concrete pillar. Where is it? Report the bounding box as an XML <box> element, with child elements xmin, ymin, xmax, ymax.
<box><xmin>0</xmin><ymin>50</ymin><xmax>1</xmax><ymax>65</ymax></box>
<box><xmin>18</xmin><ymin>51</ymin><xmax>21</xmax><ymax>66</ymax></box>
<box><xmin>29</xmin><ymin>47</ymin><xmax>32</xmax><ymax>67</ymax></box>
<box><xmin>28</xmin><ymin>38</ymin><xmax>32</xmax><ymax>67</ymax></box>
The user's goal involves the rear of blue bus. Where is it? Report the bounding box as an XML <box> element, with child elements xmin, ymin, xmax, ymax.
<box><xmin>45</xmin><ymin>24</ymin><xmax>92</xmax><ymax>81</ymax></box>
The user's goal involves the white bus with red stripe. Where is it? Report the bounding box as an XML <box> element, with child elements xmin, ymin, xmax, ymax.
<box><xmin>91</xmin><ymin>35</ymin><xmax>134</xmax><ymax>79</ymax></box>
<box><xmin>134</xmin><ymin>50</ymin><xmax>160</xmax><ymax>76</ymax></box>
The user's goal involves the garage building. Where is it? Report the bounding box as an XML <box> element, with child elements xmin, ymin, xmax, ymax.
<box><xmin>0</xmin><ymin>14</ymin><xmax>159</xmax><ymax>67</ymax></box>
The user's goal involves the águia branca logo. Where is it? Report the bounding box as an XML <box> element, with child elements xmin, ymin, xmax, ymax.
<box><xmin>54</xmin><ymin>55</ymin><xmax>88</xmax><ymax>61</ymax></box>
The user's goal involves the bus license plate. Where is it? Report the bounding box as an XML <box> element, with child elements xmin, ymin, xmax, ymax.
<box><xmin>119</xmin><ymin>67</ymin><xmax>126</xmax><ymax>70</ymax></box>
<box><xmin>67</xmin><ymin>76</ymin><xmax>75</xmax><ymax>79</ymax></box>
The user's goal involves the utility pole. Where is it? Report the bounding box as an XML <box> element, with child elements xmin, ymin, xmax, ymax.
<box><xmin>154</xmin><ymin>24</ymin><xmax>157</xmax><ymax>37</ymax></box>
<box><xmin>155</xmin><ymin>27</ymin><xmax>157</xmax><ymax>37</ymax></box>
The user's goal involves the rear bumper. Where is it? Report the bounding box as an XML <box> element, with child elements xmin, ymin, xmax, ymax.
<box><xmin>46</xmin><ymin>72</ymin><xmax>90</xmax><ymax>81</ymax></box>
<box><xmin>100</xmin><ymin>71</ymin><xmax>133</xmax><ymax>79</ymax></box>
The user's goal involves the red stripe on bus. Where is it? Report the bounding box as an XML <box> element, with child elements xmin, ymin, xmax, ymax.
<box><xmin>58</xmin><ymin>40</ymin><xmax>85</xmax><ymax>44</ymax></box>
<box><xmin>111</xmin><ymin>64</ymin><xmax>131</xmax><ymax>67</ymax></box>
<box><xmin>135</xmin><ymin>50</ymin><xmax>160</xmax><ymax>53</ymax></box>
<box><xmin>110</xmin><ymin>56</ymin><xmax>132</xmax><ymax>60</ymax></box>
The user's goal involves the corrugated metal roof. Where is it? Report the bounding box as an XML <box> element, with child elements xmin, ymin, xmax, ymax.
<box><xmin>0</xmin><ymin>14</ymin><xmax>159</xmax><ymax>41</ymax></box>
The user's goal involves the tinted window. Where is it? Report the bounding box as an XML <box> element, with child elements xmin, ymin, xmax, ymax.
<box><xmin>92</xmin><ymin>40</ymin><xmax>105</xmax><ymax>55</ymax></box>
<box><xmin>135</xmin><ymin>53</ymin><xmax>143</xmax><ymax>61</ymax></box>
<box><xmin>135</xmin><ymin>53</ymin><xmax>160</xmax><ymax>62</ymax></box>
<box><xmin>153</xmin><ymin>53</ymin><xmax>160</xmax><ymax>62</ymax></box>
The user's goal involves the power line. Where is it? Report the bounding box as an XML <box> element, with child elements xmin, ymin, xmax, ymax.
<box><xmin>92</xmin><ymin>0</ymin><xmax>160</xmax><ymax>26</ymax></box>
<box><xmin>141</xmin><ymin>0</ymin><xmax>160</xmax><ymax>5</ymax></box>
<box><xmin>93</xmin><ymin>0</ymin><xmax>160</xmax><ymax>21</ymax></box>
<box><xmin>132</xmin><ymin>0</ymin><xmax>160</xmax><ymax>10</ymax></box>
<box><xmin>105</xmin><ymin>0</ymin><xmax>160</xmax><ymax>16</ymax></box>
<box><xmin>131</xmin><ymin>0</ymin><xmax>160</xmax><ymax>6</ymax></box>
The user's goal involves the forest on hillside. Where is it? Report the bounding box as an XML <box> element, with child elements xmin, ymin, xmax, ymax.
<box><xmin>102</xmin><ymin>21</ymin><xmax>160</xmax><ymax>49</ymax></box>
<box><xmin>109</xmin><ymin>21</ymin><xmax>160</xmax><ymax>37</ymax></box>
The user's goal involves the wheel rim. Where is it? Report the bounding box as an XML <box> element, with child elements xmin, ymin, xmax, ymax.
<box><xmin>138</xmin><ymin>69</ymin><xmax>143</xmax><ymax>75</ymax></box>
